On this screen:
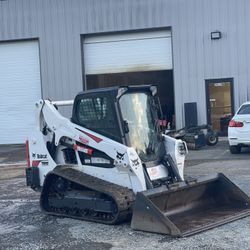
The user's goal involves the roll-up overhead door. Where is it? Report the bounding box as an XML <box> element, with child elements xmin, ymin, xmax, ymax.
<box><xmin>0</xmin><ymin>40</ymin><xmax>42</xmax><ymax>144</ymax></box>
<box><xmin>84</xmin><ymin>30</ymin><xmax>172</xmax><ymax>75</ymax></box>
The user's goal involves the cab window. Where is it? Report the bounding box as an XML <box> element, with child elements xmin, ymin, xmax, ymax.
<box><xmin>75</xmin><ymin>96</ymin><xmax>121</xmax><ymax>142</ymax></box>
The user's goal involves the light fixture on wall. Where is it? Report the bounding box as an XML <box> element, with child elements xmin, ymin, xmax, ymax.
<box><xmin>211</xmin><ymin>31</ymin><xmax>222</xmax><ymax>40</ymax></box>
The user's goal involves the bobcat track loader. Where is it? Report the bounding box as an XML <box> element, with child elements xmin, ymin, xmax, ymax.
<box><xmin>26</xmin><ymin>85</ymin><xmax>250</xmax><ymax>237</ymax></box>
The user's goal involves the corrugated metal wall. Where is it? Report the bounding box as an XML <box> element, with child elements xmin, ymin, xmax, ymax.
<box><xmin>0</xmin><ymin>0</ymin><xmax>249</xmax><ymax>127</ymax></box>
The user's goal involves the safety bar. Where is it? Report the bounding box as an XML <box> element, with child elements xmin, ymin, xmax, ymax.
<box><xmin>51</xmin><ymin>100</ymin><xmax>74</xmax><ymax>106</ymax></box>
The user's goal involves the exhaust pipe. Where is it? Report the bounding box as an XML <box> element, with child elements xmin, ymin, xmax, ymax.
<box><xmin>131</xmin><ymin>173</ymin><xmax>250</xmax><ymax>237</ymax></box>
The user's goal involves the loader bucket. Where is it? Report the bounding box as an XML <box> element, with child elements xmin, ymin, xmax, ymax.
<box><xmin>131</xmin><ymin>173</ymin><xmax>250</xmax><ymax>237</ymax></box>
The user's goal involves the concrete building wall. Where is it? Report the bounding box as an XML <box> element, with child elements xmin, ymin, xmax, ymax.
<box><xmin>0</xmin><ymin>0</ymin><xmax>250</xmax><ymax>127</ymax></box>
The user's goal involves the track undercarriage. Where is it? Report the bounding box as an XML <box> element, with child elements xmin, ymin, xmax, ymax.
<box><xmin>40</xmin><ymin>165</ymin><xmax>135</xmax><ymax>224</ymax></box>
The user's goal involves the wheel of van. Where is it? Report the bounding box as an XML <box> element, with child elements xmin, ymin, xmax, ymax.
<box><xmin>206</xmin><ymin>132</ymin><xmax>218</xmax><ymax>146</ymax></box>
<box><xmin>229</xmin><ymin>145</ymin><xmax>241</xmax><ymax>154</ymax></box>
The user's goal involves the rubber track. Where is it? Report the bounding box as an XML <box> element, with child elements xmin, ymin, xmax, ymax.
<box><xmin>40</xmin><ymin>165</ymin><xmax>135</xmax><ymax>224</ymax></box>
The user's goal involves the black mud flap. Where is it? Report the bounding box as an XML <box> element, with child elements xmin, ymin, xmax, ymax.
<box><xmin>26</xmin><ymin>167</ymin><xmax>40</xmax><ymax>189</ymax></box>
<box><xmin>131</xmin><ymin>173</ymin><xmax>250</xmax><ymax>237</ymax></box>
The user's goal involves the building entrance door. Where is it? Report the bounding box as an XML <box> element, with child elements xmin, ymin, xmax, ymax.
<box><xmin>206</xmin><ymin>78</ymin><xmax>234</xmax><ymax>135</ymax></box>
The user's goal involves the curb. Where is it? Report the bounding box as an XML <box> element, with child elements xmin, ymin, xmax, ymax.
<box><xmin>0</xmin><ymin>163</ymin><xmax>26</xmax><ymax>180</ymax></box>
<box><xmin>0</xmin><ymin>162</ymin><xmax>26</xmax><ymax>168</ymax></box>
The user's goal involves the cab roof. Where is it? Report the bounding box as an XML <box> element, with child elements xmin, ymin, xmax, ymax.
<box><xmin>75</xmin><ymin>85</ymin><xmax>157</xmax><ymax>99</ymax></box>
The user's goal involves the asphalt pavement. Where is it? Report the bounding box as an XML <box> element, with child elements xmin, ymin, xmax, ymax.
<box><xmin>0</xmin><ymin>140</ymin><xmax>250</xmax><ymax>250</ymax></box>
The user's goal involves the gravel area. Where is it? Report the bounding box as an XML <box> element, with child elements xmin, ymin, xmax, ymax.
<box><xmin>0</xmin><ymin>141</ymin><xmax>250</xmax><ymax>249</ymax></box>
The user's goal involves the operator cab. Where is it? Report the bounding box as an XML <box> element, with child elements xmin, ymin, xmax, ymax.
<box><xmin>71</xmin><ymin>85</ymin><xmax>165</xmax><ymax>163</ymax></box>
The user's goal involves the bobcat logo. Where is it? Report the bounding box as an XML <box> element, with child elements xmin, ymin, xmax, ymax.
<box><xmin>131</xmin><ymin>158</ymin><xmax>140</xmax><ymax>167</ymax></box>
<box><xmin>116</xmin><ymin>152</ymin><xmax>125</xmax><ymax>160</ymax></box>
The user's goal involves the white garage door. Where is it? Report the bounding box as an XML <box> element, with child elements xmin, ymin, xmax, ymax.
<box><xmin>0</xmin><ymin>40</ymin><xmax>41</xmax><ymax>144</ymax></box>
<box><xmin>84</xmin><ymin>30</ymin><xmax>172</xmax><ymax>75</ymax></box>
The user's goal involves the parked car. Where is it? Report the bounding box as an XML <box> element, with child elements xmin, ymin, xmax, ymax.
<box><xmin>228</xmin><ymin>101</ymin><xmax>250</xmax><ymax>154</ymax></box>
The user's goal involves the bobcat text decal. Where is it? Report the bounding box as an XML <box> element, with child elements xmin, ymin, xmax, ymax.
<box><xmin>32</xmin><ymin>153</ymin><xmax>47</xmax><ymax>159</ymax></box>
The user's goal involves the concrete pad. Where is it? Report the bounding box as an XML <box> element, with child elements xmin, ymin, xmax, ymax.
<box><xmin>186</xmin><ymin>139</ymin><xmax>250</xmax><ymax>167</ymax></box>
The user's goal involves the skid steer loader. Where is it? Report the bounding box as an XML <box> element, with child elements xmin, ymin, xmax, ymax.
<box><xmin>26</xmin><ymin>85</ymin><xmax>250</xmax><ymax>237</ymax></box>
